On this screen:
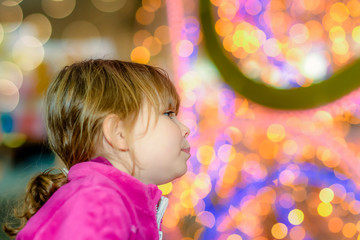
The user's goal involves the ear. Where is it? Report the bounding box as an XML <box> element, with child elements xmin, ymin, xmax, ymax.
<box><xmin>102</xmin><ymin>114</ymin><xmax>129</xmax><ymax>151</ymax></box>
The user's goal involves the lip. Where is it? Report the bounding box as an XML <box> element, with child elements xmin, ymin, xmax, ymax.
<box><xmin>181</xmin><ymin>147</ymin><xmax>191</xmax><ymax>154</ymax></box>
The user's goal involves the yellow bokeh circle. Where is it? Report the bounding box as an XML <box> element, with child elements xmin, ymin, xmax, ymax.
<box><xmin>271</xmin><ymin>223</ymin><xmax>288</xmax><ymax>239</ymax></box>
<box><xmin>130</xmin><ymin>46</ymin><xmax>150</xmax><ymax>64</ymax></box>
<box><xmin>267</xmin><ymin>124</ymin><xmax>286</xmax><ymax>142</ymax></box>
<box><xmin>288</xmin><ymin>209</ymin><xmax>304</xmax><ymax>225</ymax></box>
<box><xmin>158</xmin><ymin>182</ymin><xmax>173</xmax><ymax>195</ymax></box>
<box><xmin>317</xmin><ymin>202</ymin><xmax>333</xmax><ymax>217</ymax></box>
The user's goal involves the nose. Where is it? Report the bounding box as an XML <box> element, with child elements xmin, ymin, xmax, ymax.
<box><xmin>180</xmin><ymin>121</ymin><xmax>190</xmax><ymax>138</ymax></box>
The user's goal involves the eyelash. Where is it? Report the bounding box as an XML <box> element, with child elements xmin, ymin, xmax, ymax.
<box><xmin>164</xmin><ymin>111</ymin><xmax>176</xmax><ymax>118</ymax></box>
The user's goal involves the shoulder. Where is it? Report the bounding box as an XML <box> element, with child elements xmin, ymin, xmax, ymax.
<box><xmin>33</xmin><ymin>186</ymin><xmax>135</xmax><ymax>239</ymax></box>
<box><xmin>64</xmin><ymin>184</ymin><xmax>133</xmax><ymax>219</ymax></box>
<box><xmin>58</xmin><ymin>165</ymin><xmax>137</xmax><ymax>219</ymax></box>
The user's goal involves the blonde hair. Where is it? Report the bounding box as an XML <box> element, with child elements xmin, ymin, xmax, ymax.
<box><xmin>4</xmin><ymin>59</ymin><xmax>180</xmax><ymax>237</ymax></box>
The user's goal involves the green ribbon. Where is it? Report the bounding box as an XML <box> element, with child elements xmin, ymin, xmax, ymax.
<box><xmin>199</xmin><ymin>0</ymin><xmax>360</xmax><ymax>109</ymax></box>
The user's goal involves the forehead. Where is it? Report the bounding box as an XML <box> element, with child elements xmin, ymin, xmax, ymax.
<box><xmin>144</xmin><ymin>89</ymin><xmax>179</xmax><ymax>113</ymax></box>
<box><xmin>140</xmin><ymin>98</ymin><xmax>175</xmax><ymax>115</ymax></box>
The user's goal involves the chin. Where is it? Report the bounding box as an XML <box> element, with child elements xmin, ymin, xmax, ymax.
<box><xmin>157</xmin><ymin>166</ymin><xmax>188</xmax><ymax>185</ymax></box>
<box><xmin>177</xmin><ymin>165</ymin><xmax>188</xmax><ymax>178</ymax></box>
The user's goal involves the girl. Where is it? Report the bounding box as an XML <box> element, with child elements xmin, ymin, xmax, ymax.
<box><xmin>4</xmin><ymin>59</ymin><xmax>191</xmax><ymax>239</ymax></box>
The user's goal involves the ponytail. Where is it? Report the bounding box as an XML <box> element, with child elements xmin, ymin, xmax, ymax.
<box><xmin>3</xmin><ymin>169</ymin><xmax>68</xmax><ymax>237</ymax></box>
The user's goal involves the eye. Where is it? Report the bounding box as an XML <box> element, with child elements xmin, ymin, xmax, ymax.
<box><xmin>163</xmin><ymin>111</ymin><xmax>176</xmax><ymax>119</ymax></box>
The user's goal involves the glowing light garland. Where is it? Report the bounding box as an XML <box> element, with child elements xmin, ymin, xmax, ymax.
<box><xmin>163</xmin><ymin>0</ymin><xmax>360</xmax><ymax>239</ymax></box>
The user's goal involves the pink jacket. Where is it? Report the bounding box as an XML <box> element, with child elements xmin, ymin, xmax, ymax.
<box><xmin>17</xmin><ymin>157</ymin><xmax>168</xmax><ymax>240</ymax></box>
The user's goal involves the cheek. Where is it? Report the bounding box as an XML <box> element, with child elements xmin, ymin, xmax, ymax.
<box><xmin>154</xmin><ymin>121</ymin><xmax>183</xmax><ymax>143</ymax></box>
<box><xmin>132</xmin><ymin>120</ymin><xmax>183</xmax><ymax>162</ymax></box>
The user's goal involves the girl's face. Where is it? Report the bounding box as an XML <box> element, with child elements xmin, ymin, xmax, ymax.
<box><xmin>130</xmin><ymin>101</ymin><xmax>190</xmax><ymax>185</ymax></box>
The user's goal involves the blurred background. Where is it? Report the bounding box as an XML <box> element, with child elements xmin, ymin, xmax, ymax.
<box><xmin>2</xmin><ymin>0</ymin><xmax>360</xmax><ymax>239</ymax></box>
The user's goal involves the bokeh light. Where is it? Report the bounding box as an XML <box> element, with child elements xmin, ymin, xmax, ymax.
<box><xmin>136</xmin><ymin>7</ymin><xmax>155</xmax><ymax>25</ymax></box>
<box><xmin>158</xmin><ymin>182</ymin><xmax>173</xmax><ymax>195</ymax></box>
<box><xmin>176</xmin><ymin>40</ymin><xmax>194</xmax><ymax>57</ymax></box>
<box><xmin>342</xmin><ymin>222</ymin><xmax>357</xmax><ymax>238</ymax></box>
<box><xmin>301</xmin><ymin>52</ymin><xmax>329</xmax><ymax>80</ymax></box>
<box><xmin>319</xmin><ymin>188</ymin><xmax>335</xmax><ymax>203</ymax></box>
<box><xmin>288</xmin><ymin>209</ymin><xmax>304</xmax><ymax>225</ymax></box>
<box><xmin>289</xmin><ymin>24</ymin><xmax>309</xmax><ymax>44</ymax></box>
<box><xmin>330</xmin><ymin>2</ymin><xmax>349</xmax><ymax>22</ymax></box>
<box><xmin>142</xmin><ymin>36</ymin><xmax>162</xmax><ymax>56</ymax></box>
<box><xmin>318</xmin><ymin>202</ymin><xmax>333</xmax><ymax>217</ymax></box>
<box><xmin>196</xmin><ymin>145</ymin><xmax>215</xmax><ymax>165</ymax></box>
<box><xmin>279</xmin><ymin>193</ymin><xmax>295</xmax><ymax>209</ymax></box>
<box><xmin>12</xmin><ymin>36</ymin><xmax>44</xmax><ymax>71</ymax></box>
<box><xmin>133</xmin><ymin>29</ymin><xmax>151</xmax><ymax>46</ymax></box>
<box><xmin>20</xmin><ymin>14</ymin><xmax>52</xmax><ymax>44</ymax></box>
<box><xmin>283</xmin><ymin>140</ymin><xmax>298</xmax><ymax>155</ymax></box>
<box><xmin>289</xmin><ymin>226</ymin><xmax>306</xmax><ymax>240</ymax></box>
<box><xmin>271</xmin><ymin>223</ymin><xmax>288</xmax><ymax>239</ymax></box>
<box><xmin>131</xmin><ymin>46</ymin><xmax>150</xmax><ymax>64</ymax></box>
<box><xmin>154</xmin><ymin>25</ymin><xmax>171</xmax><ymax>44</ymax></box>
<box><xmin>0</xmin><ymin>79</ymin><xmax>20</xmax><ymax>112</ymax></box>
<box><xmin>41</xmin><ymin>0</ymin><xmax>76</xmax><ymax>19</ymax></box>
<box><xmin>352</xmin><ymin>26</ymin><xmax>360</xmax><ymax>43</ymax></box>
<box><xmin>0</xmin><ymin>1</ymin><xmax>23</xmax><ymax>33</ymax></box>
<box><xmin>196</xmin><ymin>211</ymin><xmax>216</xmax><ymax>228</ymax></box>
<box><xmin>142</xmin><ymin>0</ymin><xmax>161</xmax><ymax>12</ymax></box>
<box><xmin>227</xmin><ymin>234</ymin><xmax>243</xmax><ymax>240</ymax></box>
<box><xmin>328</xmin><ymin>217</ymin><xmax>343</xmax><ymax>233</ymax></box>
<box><xmin>91</xmin><ymin>0</ymin><xmax>127</xmax><ymax>13</ymax></box>
<box><xmin>267</xmin><ymin>124</ymin><xmax>286</xmax><ymax>142</ymax></box>
<box><xmin>0</xmin><ymin>61</ymin><xmax>23</xmax><ymax>88</ymax></box>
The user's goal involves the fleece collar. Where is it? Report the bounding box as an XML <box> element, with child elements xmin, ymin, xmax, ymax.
<box><xmin>67</xmin><ymin>156</ymin><xmax>163</xmax><ymax>215</ymax></box>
